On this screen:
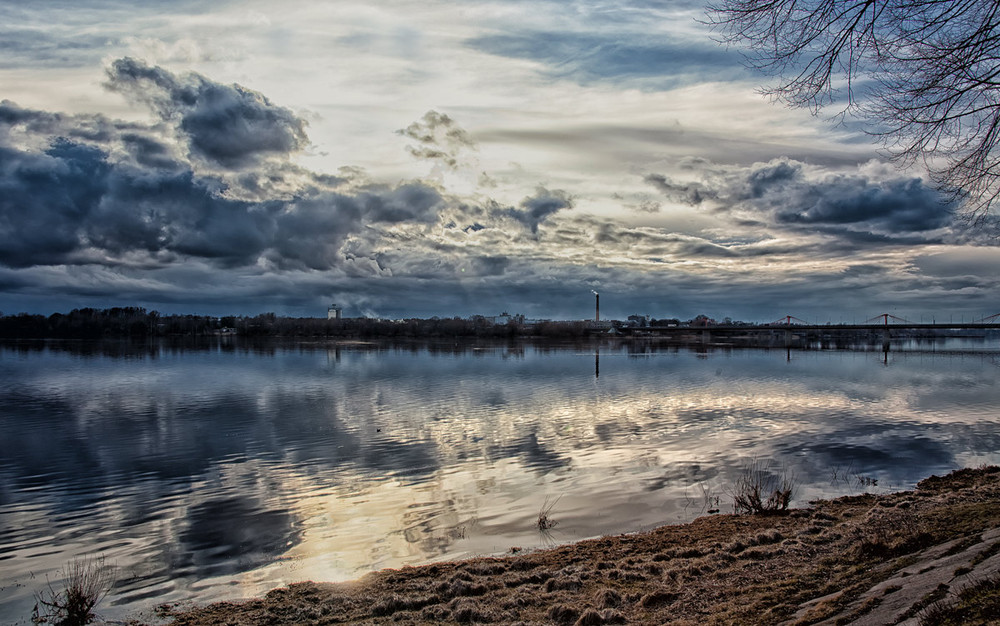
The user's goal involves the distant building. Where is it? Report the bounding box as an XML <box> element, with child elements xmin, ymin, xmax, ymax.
<box><xmin>628</xmin><ymin>314</ymin><xmax>651</xmax><ymax>328</ymax></box>
<box><xmin>490</xmin><ymin>311</ymin><xmax>524</xmax><ymax>325</ymax></box>
<box><xmin>472</xmin><ymin>312</ymin><xmax>551</xmax><ymax>327</ymax></box>
<box><xmin>327</xmin><ymin>304</ymin><xmax>342</xmax><ymax>320</ymax></box>
<box><xmin>588</xmin><ymin>320</ymin><xmax>615</xmax><ymax>330</ymax></box>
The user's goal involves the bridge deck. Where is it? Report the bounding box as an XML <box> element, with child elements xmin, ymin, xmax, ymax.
<box><xmin>620</xmin><ymin>323</ymin><xmax>1000</xmax><ymax>334</ymax></box>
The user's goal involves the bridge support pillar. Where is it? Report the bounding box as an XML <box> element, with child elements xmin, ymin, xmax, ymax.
<box><xmin>701</xmin><ymin>329</ymin><xmax>711</xmax><ymax>344</ymax></box>
<box><xmin>882</xmin><ymin>328</ymin><xmax>891</xmax><ymax>352</ymax></box>
<box><xmin>784</xmin><ymin>329</ymin><xmax>792</xmax><ymax>348</ymax></box>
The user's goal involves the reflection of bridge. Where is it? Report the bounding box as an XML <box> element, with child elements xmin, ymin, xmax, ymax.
<box><xmin>631</xmin><ymin>322</ymin><xmax>1000</xmax><ymax>333</ymax></box>
<box><xmin>615</xmin><ymin>312</ymin><xmax>1000</xmax><ymax>348</ymax></box>
<box><xmin>754</xmin><ymin>313</ymin><xmax>1000</xmax><ymax>330</ymax></box>
<box><xmin>629</xmin><ymin>311</ymin><xmax>1000</xmax><ymax>330</ymax></box>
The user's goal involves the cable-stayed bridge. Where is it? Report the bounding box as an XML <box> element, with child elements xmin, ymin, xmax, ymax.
<box><xmin>613</xmin><ymin>313</ymin><xmax>1000</xmax><ymax>347</ymax></box>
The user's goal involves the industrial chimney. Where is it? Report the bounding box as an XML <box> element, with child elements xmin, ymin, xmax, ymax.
<box><xmin>591</xmin><ymin>290</ymin><xmax>599</xmax><ymax>322</ymax></box>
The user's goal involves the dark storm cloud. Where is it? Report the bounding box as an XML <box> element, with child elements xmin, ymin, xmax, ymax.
<box><xmin>495</xmin><ymin>186</ymin><xmax>574</xmax><ymax>233</ymax></box>
<box><xmin>0</xmin><ymin>100</ymin><xmax>60</xmax><ymax>129</ymax></box>
<box><xmin>120</xmin><ymin>132</ymin><xmax>182</xmax><ymax>170</ymax></box>
<box><xmin>266</xmin><ymin>194</ymin><xmax>365</xmax><ymax>271</ymax></box>
<box><xmin>106</xmin><ymin>57</ymin><xmax>309</xmax><ymax>169</ymax></box>
<box><xmin>0</xmin><ymin>133</ymin><xmax>276</xmax><ymax>268</ymax></box>
<box><xmin>466</xmin><ymin>31</ymin><xmax>742</xmax><ymax>88</ymax></box>
<box><xmin>0</xmin><ymin>67</ymin><xmax>598</xmax><ymax>317</ymax></box>
<box><xmin>0</xmin><ymin>100</ymin><xmax>124</xmax><ymax>143</ymax></box>
<box><xmin>745</xmin><ymin>159</ymin><xmax>801</xmax><ymax>198</ymax></box>
<box><xmin>362</xmin><ymin>182</ymin><xmax>444</xmax><ymax>224</ymax></box>
<box><xmin>0</xmin><ymin>140</ymin><xmax>112</xmax><ymax>267</ymax></box>
<box><xmin>774</xmin><ymin>177</ymin><xmax>950</xmax><ymax>232</ymax></box>
<box><xmin>644</xmin><ymin>173</ymin><xmax>714</xmax><ymax>205</ymax></box>
<box><xmin>3</xmin><ymin>54</ymin><xmax>987</xmax><ymax>321</ymax></box>
<box><xmin>0</xmin><ymin>91</ymin><xmax>453</xmax><ymax>273</ymax></box>
<box><xmin>471</xmin><ymin>255</ymin><xmax>510</xmax><ymax>276</ymax></box>
<box><xmin>647</xmin><ymin>159</ymin><xmax>955</xmax><ymax>243</ymax></box>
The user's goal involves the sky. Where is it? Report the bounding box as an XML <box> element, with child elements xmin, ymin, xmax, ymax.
<box><xmin>1</xmin><ymin>0</ymin><xmax>998</xmax><ymax>323</ymax></box>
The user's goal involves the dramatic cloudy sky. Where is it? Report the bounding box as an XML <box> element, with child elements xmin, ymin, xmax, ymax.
<box><xmin>1</xmin><ymin>0</ymin><xmax>998</xmax><ymax>321</ymax></box>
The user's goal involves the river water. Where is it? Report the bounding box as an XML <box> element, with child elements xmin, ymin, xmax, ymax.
<box><xmin>1</xmin><ymin>337</ymin><xmax>998</xmax><ymax>622</ymax></box>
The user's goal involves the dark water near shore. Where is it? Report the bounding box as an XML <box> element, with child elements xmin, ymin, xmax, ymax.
<box><xmin>1</xmin><ymin>337</ymin><xmax>999</xmax><ymax>622</ymax></box>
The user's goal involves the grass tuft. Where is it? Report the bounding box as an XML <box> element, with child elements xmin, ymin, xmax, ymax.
<box><xmin>852</xmin><ymin>507</ymin><xmax>933</xmax><ymax>559</ymax></box>
<box><xmin>32</xmin><ymin>556</ymin><xmax>116</xmax><ymax>626</ymax></box>
<box><xmin>731</xmin><ymin>457</ymin><xmax>795</xmax><ymax>515</ymax></box>
<box><xmin>919</xmin><ymin>575</ymin><xmax>1000</xmax><ymax>625</ymax></box>
<box><xmin>538</xmin><ymin>495</ymin><xmax>561</xmax><ymax>531</ymax></box>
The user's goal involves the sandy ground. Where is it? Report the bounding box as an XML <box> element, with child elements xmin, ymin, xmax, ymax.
<box><xmin>147</xmin><ymin>467</ymin><xmax>1000</xmax><ymax>626</ymax></box>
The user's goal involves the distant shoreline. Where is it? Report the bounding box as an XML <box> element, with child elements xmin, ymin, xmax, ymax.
<box><xmin>3</xmin><ymin>334</ymin><xmax>999</xmax><ymax>358</ymax></box>
<box><xmin>4</xmin><ymin>308</ymin><xmax>999</xmax><ymax>343</ymax></box>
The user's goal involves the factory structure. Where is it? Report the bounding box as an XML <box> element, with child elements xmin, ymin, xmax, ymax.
<box><xmin>476</xmin><ymin>291</ymin><xmax>615</xmax><ymax>330</ymax></box>
<box><xmin>590</xmin><ymin>290</ymin><xmax>614</xmax><ymax>330</ymax></box>
<box><xmin>481</xmin><ymin>312</ymin><xmax>550</xmax><ymax>327</ymax></box>
<box><xmin>324</xmin><ymin>291</ymin><xmax>653</xmax><ymax>330</ymax></box>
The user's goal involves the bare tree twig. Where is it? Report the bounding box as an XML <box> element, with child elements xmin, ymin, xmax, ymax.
<box><xmin>707</xmin><ymin>0</ymin><xmax>1000</xmax><ymax>223</ymax></box>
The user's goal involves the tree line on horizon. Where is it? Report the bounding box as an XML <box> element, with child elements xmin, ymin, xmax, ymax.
<box><xmin>0</xmin><ymin>308</ymin><xmax>748</xmax><ymax>340</ymax></box>
<box><xmin>0</xmin><ymin>307</ymin><xmax>601</xmax><ymax>339</ymax></box>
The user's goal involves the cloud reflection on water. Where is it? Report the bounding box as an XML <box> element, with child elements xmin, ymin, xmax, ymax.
<box><xmin>0</xmin><ymin>339</ymin><xmax>998</xmax><ymax>620</ymax></box>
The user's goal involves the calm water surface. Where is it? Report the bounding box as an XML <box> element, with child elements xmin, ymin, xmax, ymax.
<box><xmin>1</xmin><ymin>338</ymin><xmax>999</xmax><ymax>622</ymax></box>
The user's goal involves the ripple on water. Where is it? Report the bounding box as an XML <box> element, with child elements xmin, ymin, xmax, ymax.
<box><xmin>3</xmin><ymin>340</ymin><xmax>1000</xmax><ymax>622</ymax></box>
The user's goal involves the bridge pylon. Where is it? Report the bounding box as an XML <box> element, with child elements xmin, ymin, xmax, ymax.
<box><xmin>863</xmin><ymin>313</ymin><xmax>914</xmax><ymax>326</ymax></box>
<box><xmin>769</xmin><ymin>315</ymin><xmax>810</xmax><ymax>327</ymax></box>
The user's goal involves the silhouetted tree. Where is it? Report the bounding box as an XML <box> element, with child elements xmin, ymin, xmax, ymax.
<box><xmin>0</xmin><ymin>310</ymin><xmax>615</xmax><ymax>340</ymax></box>
<box><xmin>708</xmin><ymin>0</ymin><xmax>1000</xmax><ymax>222</ymax></box>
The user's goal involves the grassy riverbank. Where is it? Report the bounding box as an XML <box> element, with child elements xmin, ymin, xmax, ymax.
<box><xmin>150</xmin><ymin>466</ymin><xmax>1000</xmax><ymax>625</ymax></box>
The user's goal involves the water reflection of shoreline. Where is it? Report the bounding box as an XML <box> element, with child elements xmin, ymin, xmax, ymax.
<box><xmin>4</xmin><ymin>334</ymin><xmax>999</xmax><ymax>360</ymax></box>
<box><xmin>1</xmin><ymin>340</ymin><xmax>999</xmax><ymax>620</ymax></box>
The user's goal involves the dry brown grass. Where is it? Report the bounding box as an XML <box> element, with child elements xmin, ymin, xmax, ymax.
<box><xmin>537</xmin><ymin>495</ymin><xmax>561</xmax><ymax>531</ymax></box>
<box><xmin>32</xmin><ymin>556</ymin><xmax>116</xmax><ymax>626</ymax></box>
<box><xmin>731</xmin><ymin>457</ymin><xmax>795</xmax><ymax>515</ymax></box>
<box><xmin>155</xmin><ymin>466</ymin><xmax>1000</xmax><ymax>626</ymax></box>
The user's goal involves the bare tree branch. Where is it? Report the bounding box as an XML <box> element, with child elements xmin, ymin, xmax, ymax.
<box><xmin>707</xmin><ymin>0</ymin><xmax>1000</xmax><ymax>223</ymax></box>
